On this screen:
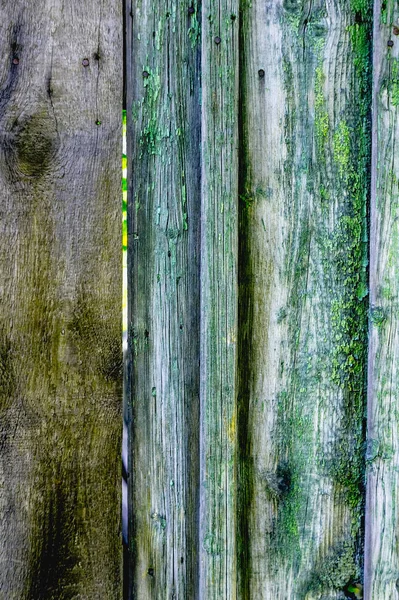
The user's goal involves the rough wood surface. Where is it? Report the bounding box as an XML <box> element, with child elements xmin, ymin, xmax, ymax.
<box><xmin>126</xmin><ymin>0</ymin><xmax>202</xmax><ymax>597</ymax></box>
<box><xmin>0</xmin><ymin>2</ymin><xmax>122</xmax><ymax>598</ymax></box>
<box><xmin>364</xmin><ymin>0</ymin><xmax>399</xmax><ymax>597</ymax></box>
<box><xmin>236</xmin><ymin>0</ymin><xmax>371</xmax><ymax>597</ymax></box>
<box><xmin>126</xmin><ymin>0</ymin><xmax>373</xmax><ymax>598</ymax></box>
<box><xmin>199</xmin><ymin>0</ymin><xmax>239</xmax><ymax>597</ymax></box>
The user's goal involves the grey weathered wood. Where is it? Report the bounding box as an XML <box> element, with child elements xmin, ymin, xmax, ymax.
<box><xmin>199</xmin><ymin>0</ymin><xmax>239</xmax><ymax>598</ymax></box>
<box><xmin>0</xmin><ymin>1</ymin><xmax>122</xmax><ymax>597</ymax></box>
<box><xmin>126</xmin><ymin>0</ymin><xmax>201</xmax><ymax>597</ymax></box>
<box><xmin>236</xmin><ymin>0</ymin><xmax>371</xmax><ymax>597</ymax></box>
<box><xmin>364</xmin><ymin>0</ymin><xmax>399</xmax><ymax>597</ymax></box>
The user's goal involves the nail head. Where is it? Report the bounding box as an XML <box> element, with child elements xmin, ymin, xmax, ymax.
<box><xmin>394</xmin><ymin>26</ymin><xmax>399</xmax><ymax>36</ymax></box>
<box><xmin>258</xmin><ymin>69</ymin><xmax>265</xmax><ymax>78</ymax></box>
<box><xmin>188</xmin><ymin>6</ymin><xmax>195</xmax><ymax>14</ymax></box>
<box><xmin>12</xmin><ymin>57</ymin><xmax>19</xmax><ymax>65</ymax></box>
<box><xmin>143</xmin><ymin>70</ymin><xmax>150</xmax><ymax>78</ymax></box>
<box><xmin>82</xmin><ymin>58</ymin><xmax>90</xmax><ymax>67</ymax></box>
<box><xmin>388</xmin><ymin>39</ymin><xmax>394</xmax><ymax>47</ymax></box>
<box><xmin>214</xmin><ymin>36</ymin><xmax>221</xmax><ymax>45</ymax></box>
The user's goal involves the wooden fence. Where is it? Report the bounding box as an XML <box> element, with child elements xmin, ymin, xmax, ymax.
<box><xmin>0</xmin><ymin>0</ymin><xmax>398</xmax><ymax>598</ymax></box>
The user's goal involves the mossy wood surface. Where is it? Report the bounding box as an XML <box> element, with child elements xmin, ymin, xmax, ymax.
<box><xmin>126</xmin><ymin>0</ymin><xmax>238</xmax><ymax>594</ymax></box>
<box><xmin>237</xmin><ymin>0</ymin><xmax>371</xmax><ymax>597</ymax></box>
<box><xmin>125</xmin><ymin>0</ymin><xmax>202</xmax><ymax>597</ymax></box>
<box><xmin>126</xmin><ymin>0</ymin><xmax>373</xmax><ymax>597</ymax></box>
<box><xmin>365</xmin><ymin>0</ymin><xmax>399</xmax><ymax>597</ymax></box>
<box><xmin>0</xmin><ymin>2</ymin><xmax>123</xmax><ymax>598</ymax></box>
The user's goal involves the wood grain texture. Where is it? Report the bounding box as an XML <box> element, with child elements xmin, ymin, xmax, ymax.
<box><xmin>126</xmin><ymin>0</ymin><xmax>201</xmax><ymax>597</ymax></box>
<box><xmin>237</xmin><ymin>0</ymin><xmax>371</xmax><ymax>597</ymax></box>
<box><xmin>365</xmin><ymin>0</ymin><xmax>399</xmax><ymax>597</ymax></box>
<box><xmin>0</xmin><ymin>1</ymin><xmax>122</xmax><ymax>598</ymax></box>
<box><xmin>199</xmin><ymin>0</ymin><xmax>239</xmax><ymax>597</ymax></box>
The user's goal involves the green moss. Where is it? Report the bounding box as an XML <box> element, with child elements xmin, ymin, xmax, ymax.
<box><xmin>304</xmin><ymin>540</ymin><xmax>358</xmax><ymax>594</ymax></box>
<box><xmin>273</xmin><ymin>391</ymin><xmax>314</xmax><ymax>563</ymax></box>
<box><xmin>333</xmin><ymin>121</ymin><xmax>351</xmax><ymax>178</ymax></box>
<box><xmin>281</xmin><ymin>0</ymin><xmax>302</xmax><ymax>31</ymax></box>
<box><xmin>316</xmin><ymin>0</ymin><xmax>372</xmax><ymax>551</ymax></box>
<box><xmin>314</xmin><ymin>66</ymin><xmax>329</xmax><ymax>150</ymax></box>
<box><xmin>378</xmin><ymin>0</ymin><xmax>388</xmax><ymax>25</ymax></box>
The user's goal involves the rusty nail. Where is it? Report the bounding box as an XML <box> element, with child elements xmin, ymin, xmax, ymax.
<box><xmin>188</xmin><ymin>6</ymin><xmax>195</xmax><ymax>14</ymax></box>
<box><xmin>12</xmin><ymin>57</ymin><xmax>19</xmax><ymax>65</ymax></box>
<box><xmin>388</xmin><ymin>39</ymin><xmax>394</xmax><ymax>47</ymax></box>
<box><xmin>143</xmin><ymin>70</ymin><xmax>150</xmax><ymax>78</ymax></box>
<box><xmin>82</xmin><ymin>58</ymin><xmax>90</xmax><ymax>67</ymax></box>
<box><xmin>258</xmin><ymin>69</ymin><xmax>265</xmax><ymax>78</ymax></box>
<box><xmin>394</xmin><ymin>26</ymin><xmax>399</xmax><ymax>35</ymax></box>
<box><xmin>214</xmin><ymin>36</ymin><xmax>221</xmax><ymax>45</ymax></box>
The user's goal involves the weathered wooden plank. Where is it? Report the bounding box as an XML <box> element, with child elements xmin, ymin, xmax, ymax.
<box><xmin>237</xmin><ymin>0</ymin><xmax>371</xmax><ymax>597</ymax></box>
<box><xmin>364</xmin><ymin>0</ymin><xmax>399</xmax><ymax>597</ymax></box>
<box><xmin>199</xmin><ymin>0</ymin><xmax>239</xmax><ymax>597</ymax></box>
<box><xmin>126</xmin><ymin>0</ymin><xmax>201</xmax><ymax>596</ymax></box>
<box><xmin>0</xmin><ymin>1</ymin><xmax>122</xmax><ymax>597</ymax></box>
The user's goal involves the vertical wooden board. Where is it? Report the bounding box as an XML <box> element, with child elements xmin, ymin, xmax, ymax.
<box><xmin>199</xmin><ymin>1</ymin><xmax>239</xmax><ymax>598</ymax></box>
<box><xmin>0</xmin><ymin>1</ymin><xmax>122</xmax><ymax>598</ymax></box>
<box><xmin>126</xmin><ymin>0</ymin><xmax>201</xmax><ymax>597</ymax></box>
<box><xmin>365</xmin><ymin>0</ymin><xmax>399</xmax><ymax>597</ymax></box>
<box><xmin>237</xmin><ymin>0</ymin><xmax>371</xmax><ymax>597</ymax></box>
